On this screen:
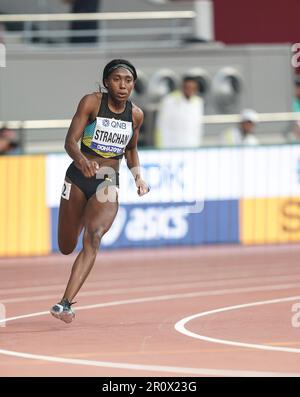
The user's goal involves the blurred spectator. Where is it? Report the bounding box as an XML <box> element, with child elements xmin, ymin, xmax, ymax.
<box><xmin>290</xmin><ymin>75</ymin><xmax>300</xmax><ymax>140</ymax></box>
<box><xmin>155</xmin><ymin>76</ymin><xmax>204</xmax><ymax>148</ymax></box>
<box><xmin>0</xmin><ymin>22</ymin><xmax>4</xmax><ymax>44</ymax></box>
<box><xmin>292</xmin><ymin>75</ymin><xmax>300</xmax><ymax>113</ymax></box>
<box><xmin>0</xmin><ymin>10</ymin><xmax>6</xmax><ymax>44</ymax></box>
<box><xmin>0</xmin><ymin>126</ymin><xmax>20</xmax><ymax>155</ymax></box>
<box><xmin>288</xmin><ymin>123</ymin><xmax>300</xmax><ymax>142</ymax></box>
<box><xmin>221</xmin><ymin>109</ymin><xmax>260</xmax><ymax>146</ymax></box>
<box><xmin>63</xmin><ymin>0</ymin><xmax>101</xmax><ymax>44</ymax></box>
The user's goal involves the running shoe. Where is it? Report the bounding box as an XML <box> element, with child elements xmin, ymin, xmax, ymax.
<box><xmin>50</xmin><ymin>298</ymin><xmax>75</xmax><ymax>323</ymax></box>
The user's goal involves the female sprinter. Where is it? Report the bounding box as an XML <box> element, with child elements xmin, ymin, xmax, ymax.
<box><xmin>50</xmin><ymin>59</ymin><xmax>149</xmax><ymax>323</ymax></box>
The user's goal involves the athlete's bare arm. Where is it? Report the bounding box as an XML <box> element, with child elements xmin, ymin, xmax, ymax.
<box><xmin>125</xmin><ymin>105</ymin><xmax>149</xmax><ymax>196</ymax></box>
<box><xmin>65</xmin><ymin>94</ymin><xmax>100</xmax><ymax>178</ymax></box>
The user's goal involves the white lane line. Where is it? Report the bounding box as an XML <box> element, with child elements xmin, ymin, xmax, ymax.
<box><xmin>2</xmin><ymin>272</ymin><xmax>300</xmax><ymax>297</ymax></box>
<box><xmin>0</xmin><ymin>347</ymin><xmax>299</xmax><ymax>377</ymax></box>
<box><xmin>0</xmin><ymin>293</ymin><xmax>300</xmax><ymax>377</ymax></box>
<box><xmin>0</xmin><ymin>243</ymin><xmax>299</xmax><ymax>267</ymax></box>
<box><xmin>175</xmin><ymin>296</ymin><xmax>300</xmax><ymax>354</ymax></box>
<box><xmin>1</xmin><ymin>281</ymin><xmax>300</xmax><ymax>305</ymax></box>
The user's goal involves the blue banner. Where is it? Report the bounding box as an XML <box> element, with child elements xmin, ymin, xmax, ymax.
<box><xmin>51</xmin><ymin>200</ymin><xmax>239</xmax><ymax>252</ymax></box>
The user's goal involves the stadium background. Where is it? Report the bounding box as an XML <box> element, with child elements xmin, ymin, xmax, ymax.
<box><xmin>1</xmin><ymin>0</ymin><xmax>300</xmax><ymax>256</ymax></box>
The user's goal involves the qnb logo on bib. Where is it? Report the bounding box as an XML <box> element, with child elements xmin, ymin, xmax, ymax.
<box><xmin>111</xmin><ymin>120</ymin><xmax>127</xmax><ymax>129</ymax></box>
<box><xmin>91</xmin><ymin>117</ymin><xmax>133</xmax><ymax>154</ymax></box>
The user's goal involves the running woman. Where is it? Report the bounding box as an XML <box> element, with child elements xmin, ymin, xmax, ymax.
<box><xmin>50</xmin><ymin>59</ymin><xmax>149</xmax><ymax>323</ymax></box>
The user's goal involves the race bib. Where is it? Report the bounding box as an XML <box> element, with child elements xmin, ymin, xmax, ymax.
<box><xmin>61</xmin><ymin>180</ymin><xmax>72</xmax><ymax>200</ymax></box>
<box><xmin>90</xmin><ymin>117</ymin><xmax>133</xmax><ymax>155</ymax></box>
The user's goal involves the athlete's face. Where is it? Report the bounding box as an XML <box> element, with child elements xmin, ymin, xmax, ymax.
<box><xmin>105</xmin><ymin>68</ymin><xmax>135</xmax><ymax>101</ymax></box>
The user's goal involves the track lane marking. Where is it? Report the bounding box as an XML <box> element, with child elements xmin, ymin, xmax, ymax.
<box><xmin>175</xmin><ymin>296</ymin><xmax>300</xmax><ymax>354</ymax></box>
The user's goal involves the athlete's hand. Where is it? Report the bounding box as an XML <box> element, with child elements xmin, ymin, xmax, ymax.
<box><xmin>135</xmin><ymin>177</ymin><xmax>150</xmax><ymax>196</ymax></box>
<box><xmin>76</xmin><ymin>157</ymin><xmax>99</xmax><ymax>178</ymax></box>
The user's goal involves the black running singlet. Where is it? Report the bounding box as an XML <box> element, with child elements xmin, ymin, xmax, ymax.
<box><xmin>81</xmin><ymin>93</ymin><xmax>134</xmax><ymax>159</ymax></box>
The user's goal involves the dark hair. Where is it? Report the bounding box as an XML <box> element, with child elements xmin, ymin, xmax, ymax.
<box><xmin>102</xmin><ymin>59</ymin><xmax>137</xmax><ymax>87</ymax></box>
<box><xmin>182</xmin><ymin>75</ymin><xmax>198</xmax><ymax>84</ymax></box>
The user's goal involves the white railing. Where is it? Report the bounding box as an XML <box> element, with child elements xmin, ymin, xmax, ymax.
<box><xmin>1</xmin><ymin>112</ymin><xmax>299</xmax><ymax>130</ymax></box>
<box><xmin>0</xmin><ymin>11</ymin><xmax>196</xmax><ymax>49</ymax></box>
<box><xmin>0</xmin><ymin>11</ymin><xmax>196</xmax><ymax>23</ymax></box>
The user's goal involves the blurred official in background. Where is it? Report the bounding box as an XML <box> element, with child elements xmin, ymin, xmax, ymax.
<box><xmin>221</xmin><ymin>109</ymin><xmax>260</xmax><ymax>146</ymax></box>
<box><xmin>155</xmin><ymin>76</ymin><xmax>204</xmax><ymax>149</ymax></box>
<box><xmin>63</xmin><ymin>0</ymin><xmax>101</xmax><ymax>43</ymax></box>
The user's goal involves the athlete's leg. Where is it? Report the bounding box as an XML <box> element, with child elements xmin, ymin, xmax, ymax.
<box><xmin>58</xmin><ymin>176</ymin><xmax>87</xmax><ymax>255</ymax></box>
<box><xmin>62</xmin><ymin>187</ymin><xmax>119</xmax><ymax>302</ymax></box>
